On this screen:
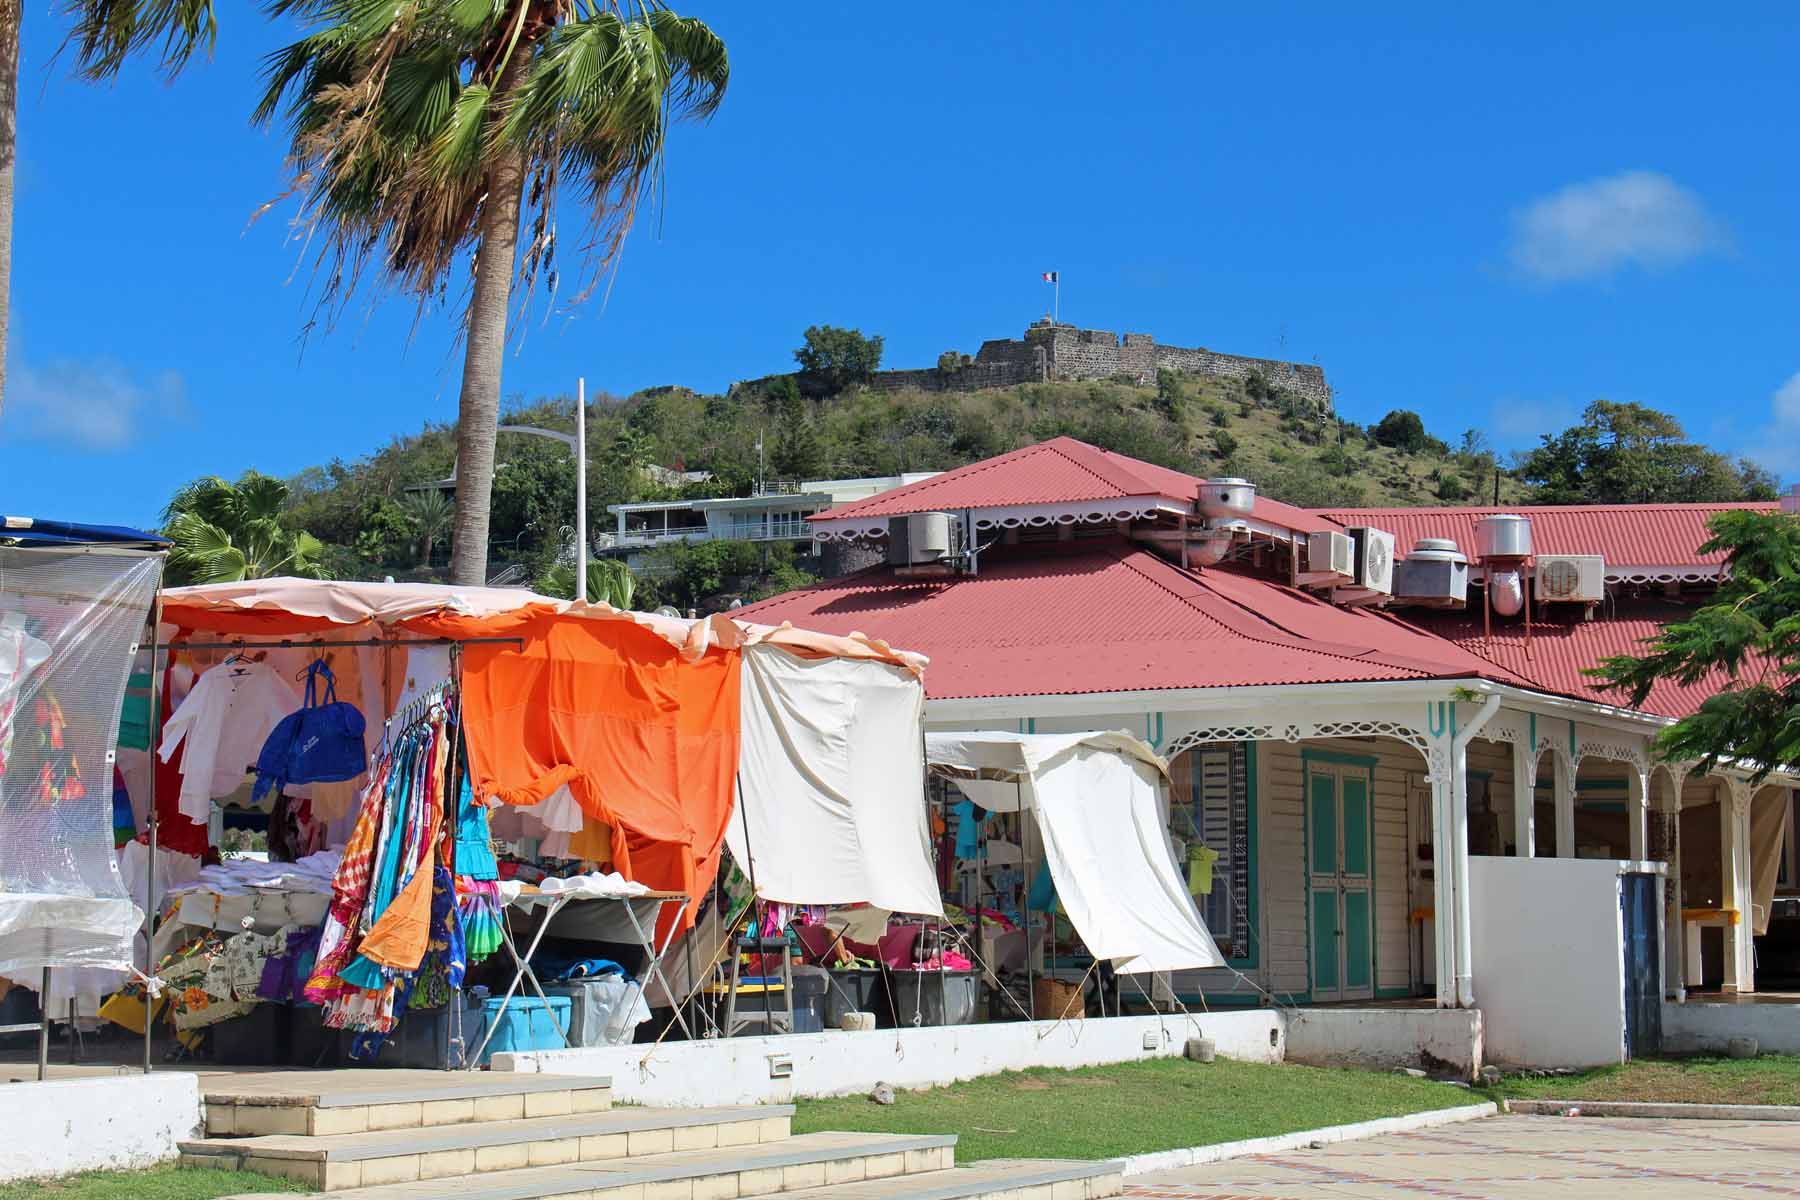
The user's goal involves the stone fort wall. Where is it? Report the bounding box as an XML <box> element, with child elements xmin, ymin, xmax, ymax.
<box><xmin>870</xmin><ymin>320</ymin><xmax>1331</xmax><ymax>411</ymax></box>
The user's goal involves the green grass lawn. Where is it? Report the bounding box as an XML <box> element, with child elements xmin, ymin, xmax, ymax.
<box><xmin>1496</xmin><ymin>1055</ymin><xmax>1800</xmax><ymax>1106</ymax></box>
<box><xmin>0</xmin><ymin>1164</ymin><xmax>308</xmax><ymax>1200</ymax></box>
<box><xmin>792</xmin><ymin>1057</ymin><xmax>1480</xmax><ymax>1162</ymax></box>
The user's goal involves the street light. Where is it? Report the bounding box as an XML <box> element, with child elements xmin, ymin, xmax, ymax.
<box><xmin>498</xmin><ymin>377</ymin><xmax>589</xmax><ymax>602</ymax></box>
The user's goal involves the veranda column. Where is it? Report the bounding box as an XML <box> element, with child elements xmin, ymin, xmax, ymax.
<box><xmin>1430</xmin><ymin>770</ymin><xmax>1457</xmax><ymax>1007</ymax></box>
<box><xmin>1511</xmin><ymin>741</ymin><xmax>1536</xmax><ymax>857</ymax></box>
<box><xmin>1628</xmin><ymin>768</ymin><xmax>1650</xmax><ymax>861</ymax></box>
<box><xmin>1721</xmin><ymin>778</ymin><xmax>1756</xmax><ymax>993</ymax></box>
<box><xmin>1553</xmin><ymin>751</ymin><xmax>1576</xmax><ymax>858</ymax></box>
<box><xmin>1650</xmin><ymin>765</ymin><xmax>1687</xmax><ymax>1000</ymax></box>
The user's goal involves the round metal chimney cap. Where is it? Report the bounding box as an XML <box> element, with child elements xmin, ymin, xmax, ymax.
<box><xmin>1410</xmin><ymin>537</ymin><xmax>1468</xmax><ymax>563</ymax></box>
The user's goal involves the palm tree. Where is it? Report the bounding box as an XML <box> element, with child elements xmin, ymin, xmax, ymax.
<box><xmin>163</xmin><ymin>471</ymin><xmax>330</xmax><ymax>584</ymax></box>
<box><xmin>539</xmin><ymin>557</ymin><xmax>634</xmax><ymax>607</ymax></box>
<box><xmin>254</xmin><ymin>0</ymin><xmax>727</xmax><ymax>586</ymax></box>
<box><xmin>397</xmin><ymin>485</ymin><xmax>454</xmax><ymax>566</ymax></box>
<box><xmin>0</xmin><ymin>0</ymin><xmax>216</xmax><ymax>415</ymax></box>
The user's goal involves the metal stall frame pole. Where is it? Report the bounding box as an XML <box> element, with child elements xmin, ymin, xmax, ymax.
<box><xmin>144</xmin><ymin>594</ymin><xmax>163</xmax><ymax>1074</ymax></box>
<box><xmin>37</xmin><ymin>968</ymin><xmax>50</xmax><ymax>1081</ymax></box>
<box><xmin>1022</xmin><ymin>780</ymin><xmax>1034</xmax><ymax>1020</ymax></box>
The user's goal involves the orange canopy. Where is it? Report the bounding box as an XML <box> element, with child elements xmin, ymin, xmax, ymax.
<box><xmin>157</xmin><ymin>579</ymin><xmax>925</xmax><ymax>922</ymax></box>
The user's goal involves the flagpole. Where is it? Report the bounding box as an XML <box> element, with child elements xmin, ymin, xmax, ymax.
<box><xmin>1054</xmin><ymin>275</ymin><xmax>1060</xmax><ymax>324</ymax></box>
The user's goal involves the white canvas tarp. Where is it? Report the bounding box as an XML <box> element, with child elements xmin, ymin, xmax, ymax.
<box><xmin>1750</xmin><ymin>787</ymin><xmax>1794</xmax><ymax>937</ymax></box>
<box><xmin>927</xmin><ymin>730</ymin><xmax>1224</xmax><ymax>975</ymax></box>
<box><xmin>725</xmin><ymin>644</ymin><xmax>942</xmax><ymax>916</ymax></box>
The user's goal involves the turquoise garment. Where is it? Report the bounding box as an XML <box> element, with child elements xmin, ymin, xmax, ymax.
<box><xmin>953</xmin><ymin>800</ymin><xmax>982</xmax><ymax>860</ymax></box>
<box><xmin>454</xmin><ymin>771</ymin><xmax>497</xmax><ymax>881</ymax></box>
<box><xmin>339</xmin><ymin>732</ymin><xmax>419</xmax><ymax>988</ymax></box>
<box><xmin>1026</xmin><ymin>859</ymin><xmax>1058</xmax><ymax>912</ymax></box>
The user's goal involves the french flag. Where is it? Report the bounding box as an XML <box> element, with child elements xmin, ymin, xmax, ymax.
<box><xmin>1041</xmin><ymin>271</ymin><xmax>1058</xmax><ymax>283</ymax></box>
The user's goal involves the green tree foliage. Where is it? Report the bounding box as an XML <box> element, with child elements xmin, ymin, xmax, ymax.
<box><xmin>164</xmin><ymin>471</ymin><xmax>329</xmax><ymax>584</ymax></box>
<box><xmin>396</xmin><ymin>487</ymin><xmax>453</xmax><ymax>566</ymax></box>
<box><xmin>538</xmin><ymin>558</ymin><xmax>636</xmax><ymax>608</ymax></box>
<box><xmin>1372</xmin><ymin>409</ymin><xmax>1430</xmax><ymax>453</ymax></box>
<box><xmin>1593</xmin><ymin>511</ymin><xmax>1800</xmax><ymax>781</ymax></box>
<box><xmin>1520</xmin><ymin>400</ymin><xmax>1779</xmax><ymax>504</ymax></box>
<box><xmin>771</xmin><ymin>385</ymin><xmax>825</xmax><ymax>478</ymax></box>
<box><xmin>641</xmin><ymin>539</ymin><xmax>760</xmax><ymax>611</ymax></box>
<box><xmin>794</xmin><ymin>325</ymin><xmax>883</xmax><ymax>397</ymax></box>
<box><xmin>255</xmin><ymin>0</ymin><xmax>727</xmax><ymax>586</ymax></box>
<box><xmin>1154</xmin><ymin>368</ymin><xmax>1187</xmax><ymax>420</ymax></box>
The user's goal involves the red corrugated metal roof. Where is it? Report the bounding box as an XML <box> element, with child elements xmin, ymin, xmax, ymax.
<box><xmin>734</xmin><ymin>541</ymin><xmax>1520</xmax><ymax>701</ymax></box>
<box><xmin>812</xmin><ymin>436</ymin><xmax>1333</xmax><ymax>537</ymax></box>
<box><xmin>1403</xmin><ymin>602</ymin><xmax>1732</xmax><ymax>720</ymax></box>
<box><xmin>814</xmin><ymin>438</ymin><xmax>1196</xmax><ymax>521</ymax></box>
<box><xmin>1314</xmin><ymin>503</ymin><xmax>1775</xmax><ymax>568</ymax></box>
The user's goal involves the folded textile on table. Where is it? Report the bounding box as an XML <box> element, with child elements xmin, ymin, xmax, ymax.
<box><xmin>498</xmin><ymin>871</ymin><xmax>649</xmax><ymax>908</ymax></box>
<box><xmin>173</xmin><ymin>849</ymin><xmax>343</xmax><ymax>898</ymax></box>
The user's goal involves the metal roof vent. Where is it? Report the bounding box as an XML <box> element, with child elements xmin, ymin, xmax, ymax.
<box><xmin>1197</xmin><ymin>478</ymin><xmax>1256</xmax><ymax>521</ymax></box>
<box><xmin>1409</xmin><ymin>537</ymin><xmax>1468</xmax><ymax>564</ymax></box>
<box><xmin>1474</xmin><ymin>513</ymin><xmax>1532</xmax><ymax>560</ymax></box>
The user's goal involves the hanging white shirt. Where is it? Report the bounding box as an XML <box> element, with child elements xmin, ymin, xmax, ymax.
<box><xmin>158</xmin><ymin>660</ymin><xmax>299</xmax><ymax>823</ymax></box>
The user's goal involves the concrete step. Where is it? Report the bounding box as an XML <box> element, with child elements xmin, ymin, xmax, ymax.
<box><xmin>776</xmin><ymin>1158</ymin><xmax>1126</xmax><ymax>1199</ymax></box>
<box><xmin>183</xmin><ymin>1103</ymin><xmax>793</xmax><ymax>1190</ymax></box>
<box><xmin>202</xmin><ymin>1070</ymin><xmax>614</xmax><ymax>1137</ymax></box>
<box><xmin>211</xmin><ymin>1129</ymin><xmax>957</xmax><ymax>1198</ymax></box>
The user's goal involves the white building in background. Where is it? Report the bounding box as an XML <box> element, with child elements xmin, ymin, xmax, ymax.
<box><xmin>601</xmin><ymin>473</ymin><xmax>939</xmax><ymax>563</ymax></box>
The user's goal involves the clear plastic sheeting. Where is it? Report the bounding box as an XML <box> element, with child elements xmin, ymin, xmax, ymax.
<box><xmin>0</xmin><ymin>546</ymin><xmax>162</xmax><ymax>976</ymax></box>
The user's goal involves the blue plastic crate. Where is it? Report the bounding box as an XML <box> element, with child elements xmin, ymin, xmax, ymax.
<box><xmin>479</xmin><ymin>995</ymin><xmax>571</xmax><ymax>1063</ymax></box>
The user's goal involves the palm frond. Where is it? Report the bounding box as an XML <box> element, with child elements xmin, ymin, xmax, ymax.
<box><xmin>60</xmin><ymin>0</ymin><xmax>218</xmax><ymax>82</ymax></box>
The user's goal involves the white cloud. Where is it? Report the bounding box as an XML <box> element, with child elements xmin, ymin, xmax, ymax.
<box><xmin>1507</xmin><ymin>170</ymin><xmax>1726</xmax><ymax>283</ymax></box>
<box><xmin>1742</xmin><ymin>371</ymin><xmax>1800</xmax><ymax>481</ymax></box>
<box><xmin>3</xmin><ymin>357</ymin><xmax>186</xmax><ymax>450</ymax></box>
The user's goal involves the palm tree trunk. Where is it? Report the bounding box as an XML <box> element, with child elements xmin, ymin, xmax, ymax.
<box><xmin>447</xmin><ymin>57</ymin><xmax>530</xmax><ymax>588</ymax></box>
<box><xmin>0</xmin><ymin>0</ymin><xmax>20</xmax><ymax>417</ymax></box>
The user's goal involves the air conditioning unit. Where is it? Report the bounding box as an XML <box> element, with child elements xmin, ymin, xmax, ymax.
<box><xmin>1346</xmin><ymin>527</ymin><xmax>1396</xmax><ymax>596</ymax></box>
<box><xmin>887</xmin><ymin>512</ymin><xmax>954</xmax><ymax>566</ymax></box>
<box><xmin>1306</xmin><ymin>530</ymin><xmax>1354</xmax><ymax>580</ymax></box>
<box><xmin>1535</xmin><ymin>554</ymin><xmax>1604</xmax><ymax>603</ymax></box>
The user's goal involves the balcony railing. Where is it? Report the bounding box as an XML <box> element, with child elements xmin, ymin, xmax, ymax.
<box><xmin>600</xmin><ymin>519</ymin><xmax>813</xmax><ymax>550</ymax></box>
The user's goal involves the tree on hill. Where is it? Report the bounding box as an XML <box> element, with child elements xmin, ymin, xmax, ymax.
<box><xmin>1372</xmin><ymin>409</ymin><xmax>1430</xmax><ymax>453</ymax></box>
<box><xmin>1520</xmin><ymin>400</ymin><xmax>1777</xmax><ymax>504</ymax></box>
<box><xmin>1593</xmin><ymin>510</ymin><xmax>1800</xmax><ymax>781</ymax></box>
<box><xmin>1</xmin><ymin>0</ymin><xmax>218</xmax><ymax>416</ymax></box>
<box><xmin>164</xmin><ymin>472</ymin><xmax>329</xmax><ymax>584</ymax></box>
<box><xmin>256</xmin><ymin>1</ymin><xmax>728</xmax><ymax>588</ymax></box>
<box><xmin>794</xmin><ymin>325</ymin><xmax>883</xmax><ymax>397</ymax></box>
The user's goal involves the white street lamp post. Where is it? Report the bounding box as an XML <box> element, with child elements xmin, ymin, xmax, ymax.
<box><xmin>498</xmin><ymin>376</ymin><xmax>589</xmax><ymax>602</ymax></box>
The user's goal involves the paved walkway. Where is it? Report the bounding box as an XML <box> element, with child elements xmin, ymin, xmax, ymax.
<box><xmin>1126</xmin><ymin>1115</ymin><xmax>1800</xmax><ymax>1198</ymax></box>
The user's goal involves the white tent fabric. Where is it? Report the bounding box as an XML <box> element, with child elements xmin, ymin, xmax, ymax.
<box><xmin>926</xmin><ymin>730</ymin><xmax>1224</xmax><ymax>975</ymax></box>
<box><xmin>725</xmin><ymin>645</ymin><xmax>943</xmax><ymax>916</ymax></box>
<box><xmin>1750</xmin><ymin>788</ymin><xmax>1793</xmax><ymax>937</ymax></box>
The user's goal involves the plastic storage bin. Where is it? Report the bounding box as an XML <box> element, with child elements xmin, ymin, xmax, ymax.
<box><xmin>818</xmin><ymin>967</ymin><xmax>883</xmax><ymax>1029</ymax></box>
<box><xmin>788</xmin><ymin>967</ymin><xmax>828</xmax><ymax>1034</ymax></box>
<box><xmin>887</xmin><ymin>969</ymin><xmax>979</xmax><ymax>1026</ymax></box>
<box><xmin>480</xmin><ymin>995</ymin><xmax>571</xmax><ymax>1061</ymax></box>
<box><xmin>545</xmin><ymin>977</ymin><xmax>651</xmax><ymax>1048</ymax></box>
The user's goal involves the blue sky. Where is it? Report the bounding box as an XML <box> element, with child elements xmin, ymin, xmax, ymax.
<box><xmin>4</xmin><ymin>5</ymin><xmax>1797</xmax><ymax>526</ymax></box>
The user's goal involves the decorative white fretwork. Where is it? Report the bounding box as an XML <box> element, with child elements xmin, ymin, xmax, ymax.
<box><xmin>1575</xmin><ymin>739</ymin><xmax>1650</xmax><ymax>774</ymax></box>
<box><xmin>810</xmin><ymin>497</ymin><xmax>1176</xmax><ymax>543</ymax></box>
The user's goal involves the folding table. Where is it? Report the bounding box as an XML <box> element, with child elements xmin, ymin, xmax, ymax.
<box><xmin>464</xmin><ymin>884</ymin><xmax>691</xmax><ymax>1067</ymax></box>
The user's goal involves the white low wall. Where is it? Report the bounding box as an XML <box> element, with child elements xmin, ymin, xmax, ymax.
<box><xmin>495</xmin><ymin>1011</ymin><xmax>1284</xmax><ymax>1106</ymax></box>
<box><xmin>1285</xmin><ymin>1007</ymin><xmax>1483</xmax><ymax>1078</ymax></box>
<box><xmin>1663</xmin><ymin>1003</ymin><xmax>1800</xmax><ymax>1055</ymax></box>
<box><xmin>0</xmin><ymin>1072</ymin><xmax>203</xmax><ymax>1182</ymax></box>
<box><xmin>1470</xmin><ymin>857</ymin><xmax>1646</xmax><ymax>1068</ymax></box>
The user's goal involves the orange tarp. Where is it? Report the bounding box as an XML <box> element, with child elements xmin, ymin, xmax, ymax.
<box><xmin>458</xmin><ymin>613</ymin><xmax>741</xmax><ymax>917</ymax></box>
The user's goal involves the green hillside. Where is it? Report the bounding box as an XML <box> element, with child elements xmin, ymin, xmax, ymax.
<box><xmin>280</xmin><ymin>370</ymin><xmax>1516</xmax><ymax>587</ymax></box>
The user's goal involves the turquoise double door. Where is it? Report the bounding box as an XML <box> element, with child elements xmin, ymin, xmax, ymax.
<box><xmin>1307</xmin><ymin>767</ymin><xmax>1374</xmax><ymax>1001</ymax></box>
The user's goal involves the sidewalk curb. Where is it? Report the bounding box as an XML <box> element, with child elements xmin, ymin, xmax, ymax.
<box><xmin>1507</xmin><ymin>1099</ymin><xmax>1800</xmax><ymax>1122</ymax></box>
<box><xmin>1118</xmin><ymin>1101</ymin><xmax>1499</xmax><ymax>1176</ymax></box>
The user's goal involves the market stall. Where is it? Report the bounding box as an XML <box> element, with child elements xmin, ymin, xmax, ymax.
<box><xmin>926</xmin><ymin>730</ymin><xmax>1226</xmax><ymax>1016</ymax></box>
<box><xmin>0</xmin><ymin>518</ymin><xmax>168</xmax><ymax>1078</ymax></box>
<box><xmin>105</xmin><ymin>577</ymin><xmax>924</xmax><ymax>1069</ymax></box>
